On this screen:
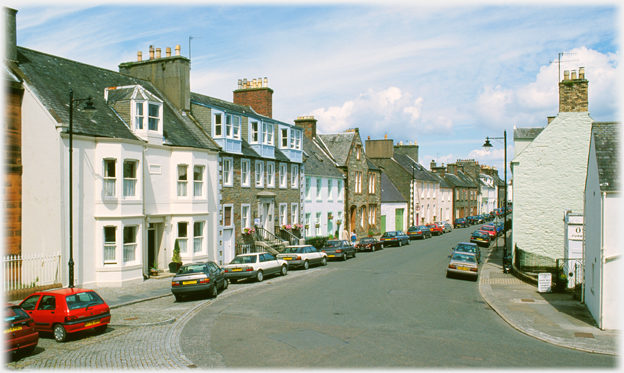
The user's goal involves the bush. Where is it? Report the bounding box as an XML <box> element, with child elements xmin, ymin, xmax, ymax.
<box><xmin>172</xmin><ymin>239</ymin><xmax>182</xmax><ymax>264</ymax></box>
<box><xmin>306</xmin><ymin>235</ymin><xmax>330</xmax><ymax>250</ymax></box>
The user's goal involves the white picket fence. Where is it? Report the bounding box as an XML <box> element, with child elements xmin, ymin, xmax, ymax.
<box><xmin>3</xmin><ymin>252</ymin><xmax>62</xmax><ymax>292</ymax></box>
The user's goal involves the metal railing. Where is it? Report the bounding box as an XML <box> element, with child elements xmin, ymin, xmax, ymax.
<box><xmin>4</xmin><ymin>252</ymin><xmax>61</xmax><ymax>292</ymax></box>
<box><xmin>279</xmin><ymin>229</ymin><xmax>300</xmax><ymax>246</ymax></box>
<box><xmin>255</xmin><ymin>227</ymin><xmax>286</xmax><ymax>248</ymax></box>
<box><xmin>514</xmin><ymin>245</ymin><xmax>557</xmax><ymax>273</ymax></box>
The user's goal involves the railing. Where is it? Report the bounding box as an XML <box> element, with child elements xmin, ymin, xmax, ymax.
<box><xmin>514</xmin><ymin>245</ymin><xmax>557</xmax><ymax>273</ymax></box>
<box><xmin>557</xmin><ymin>258</ymin><xmax>584</xmax><ymax>296</ymax></box>
<box><xmin>4</xmin><ymin>252</ymin><xmax>61</xmax><ymax>292</ymax></box>
<box><xmin>255</xmin><ymin>227</ymin><xmax>286</xmax><ymax>248</ymax></box>
<box><xmin>236</xmin><ymin>243</ymin><xmax>261</xmax><ymax>256</ymax></box>
<box><xmin>279</xmin><ymin>229</ymin><xmax>300</xmax><ymax>246</ymax></box>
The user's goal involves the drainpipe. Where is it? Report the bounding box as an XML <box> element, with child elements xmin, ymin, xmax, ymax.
<box><xmin>143</xmin><ymin>147</ymin><xmax>148</xmax><ymax>277</ymax></box>
<box><xmin>600</xmin><ymin>191</ymin><xmax>605</xmax><ymax>329</ymax></box>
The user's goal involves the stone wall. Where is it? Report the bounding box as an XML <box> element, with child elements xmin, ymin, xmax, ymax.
<box><xmin>5</xmin><ymin>81</ymin><xmax>23</xmax><ymax>255</ymax></box>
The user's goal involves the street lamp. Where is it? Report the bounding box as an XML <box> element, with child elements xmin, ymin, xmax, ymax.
<box><xmin>483</xmin><ymin>130</ymin><xmax>509</xmax><ymax>273</ymax></box>
<box><xmin>68</xmin><ymin>89</ymin><xmax>96</xmax><ymax>288</ymax></box>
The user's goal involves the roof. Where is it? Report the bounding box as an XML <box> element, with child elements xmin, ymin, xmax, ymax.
<box><xmin>367</xmin><ymin>158</ymin><xmax>381</xmax><ymax>171</ymax></box>
<box><xmin>301</xmin><ymin>135</ymin><xmax>344</xmax><ymax>178</ymax></box>
<box><xmin>444</xmin><ymin>171</ymin><xmax>478</xmax><ymax>188</ymax></box>
<box><xmin>429</xmin><ymin>171</ymin><xmax>453</xmax><ymax>189</ymax></box>
<box><xmin>514</xmin><ymin>127</ymin><xmax>545</xmax><ymax>140</ymax></box>
<box><xmin>393</xmin><ymin>154</ymin><xmax>438</xmax><ymax>182</ymax></box>
<box><xmin>592</xmin><ymin>122</ymin><xmax>619</xmax><ymax>192</ymax></box>
<box><xmin>14</xmin><ymin>47</ymin><xmax>219</xmax><ymax>151</ymax></box>
<box><xmin>317</xmin><ymin>132</ymin><xmax>356</xmax><ymax>167</ymax></box>
<box><xmin>381</xmin><ymin>172</ymin><xmax>408</xmax><ymax>203</ymax></box>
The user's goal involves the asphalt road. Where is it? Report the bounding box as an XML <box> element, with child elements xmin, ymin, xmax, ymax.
<box><xmin>180</xmin><ymin>228</ymin><xmax>616</xmax><ymax>368</ymax></box>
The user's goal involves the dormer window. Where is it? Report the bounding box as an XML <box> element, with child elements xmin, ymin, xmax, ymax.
<box><xmin>148</xmin><ymin>103</ymin><xmax>159</xmax><ymax>131</ymax></box>
<box><xmin>251</xmin><ymin>121</ymin><xmax>259</xmax><ymax>143</ymax></box>
<box><xmin>226</xmin><ymin>114</ymin><xmax>240</xmax><ymax>139</ymax></box>
<box><xmin>135</xmin><ymin>102</ymin><xmax>144</xmax><ymax>130</ymax></box>
<box><xmin>265</xmin><ymin>123</ymin><xmax>274</xmax><ymax>145</ymax></box>
<box><xmin>215</xmin><ymin>113</ymin><xmax>222</xmax><ymax>136</ymax></box>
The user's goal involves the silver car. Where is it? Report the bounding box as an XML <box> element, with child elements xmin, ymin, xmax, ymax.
<box><xmin>446</xmin><ymin>252</ymin><xmax>479</xmax><ymax>281</ymax></box>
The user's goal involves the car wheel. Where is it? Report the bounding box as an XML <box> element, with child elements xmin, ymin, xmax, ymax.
<box><xmin>372</xmin><ymin>245</ymin><xmax>376</xmax><ymax>252</ymax></box>
<box><xmin>94</xmin><ymin>325</ymin><xmax>107</xmax><ymax>334</ymax></box>
<box><xmin>303</xmin><ymin>260</ymin><xmax>309</xmax><ymax>270</ymax></box>
<box><xmin>222</xmin><ymin>278</ymin><xmax>229</xmax><ymax>290</ymax></box>
<box><xmin>398</xmin><ymin>240</ymin><xmax>402</xmax><ymax>247</ymax></box>
<box><xmin>229</xmin><ymin>278</ymin><xmax>238</xmax><ymax>284</ymax></box>
<box><xmin>174</xmin><ymin>294</ymin><xmax>183</xmax><ymax>302</ymax></box>
<box><xmin>352</xmin><ymin>250</ymin><xmax>356</xmax><ymax>258</ymax></box>
<box><xmin>256</xmin><ymin>270</ymin><xmax>264</xmax><ymax>282</ymax></box>
<box><xmin>281</xmin><ymin>264</ymin><xmax>288</xmax><ymax>276</ymax></box>
<box><xmin>342</xmin><ymin>253</ymin><xmax>347</xmax><ymax>261</ymax></box>
<box><xmin>321</xmin><ymin>257</ymin><xmax>327</xmax><ymax>266</ymax></box>
<box><xmin>53</xmin><ymin>324</ymin><xmax>67</xmax><ymax>343</ymax></box>
<box><xmin>210</xmin><ymin>285</ymin><xmax>218</xmax><ymax>298</ymax></box>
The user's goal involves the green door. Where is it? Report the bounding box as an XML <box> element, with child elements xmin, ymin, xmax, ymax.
<box><xmin>395</xmin><ymin>209</ymin><xmax>404</xmax><ymax>231</ymax></box>
<box><xmin>380</xmin><ymin>215</ymin><xmax>386</xmax><ymax>234</ymax></box>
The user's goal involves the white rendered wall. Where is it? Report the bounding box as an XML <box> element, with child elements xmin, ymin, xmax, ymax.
<box><xmin>381</xmin><ymin>202</ymin><xmax>408</xmax><ymax>232</ymax></box>
<box><xmin>303</xmin><ymin>176</ymin><xmax>345</xmax><ymax>237</ymax></box>
<box><xmin>512</xmin><ymin>112</ymin><xmax>593</xmax><ymax>259</ymax></box>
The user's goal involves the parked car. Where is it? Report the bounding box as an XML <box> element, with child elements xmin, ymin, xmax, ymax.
<box><xmin>454</xmin><ymin>218</ymin><xmax>469</xmax><ymax>228</ymax></box>
<box><xmin>446</xmin><ymin>251</ymin><xmax>479</xmax><ymax>280</ymax></box>
<box><xmin>379</xmin><ymin>231</ymin><xmax>410</xmax><ymax>247</ymax></box>
<box><xmin>452</xmin><ymin>242</ymin><xmax>481</xmax><ymax>262</ymax></box>
<box><xmin>493</xmin><ymin>222</ymin><xmax>504</xmax><ymax>235</ymax></box>
<box><xmin>171</xmin><ymin>261</ymin><xmax>228</xmax><ymax>301</ymax></box>
<box><xmin>465</xmin><ymin>216</ymin><xmax>477</xmax><ymax>225</ymax></box>
<box><xmin>276</xmin><ymin>245</ymin><xmax>327</xmax><ymax>269</ymax></box>
<box><xmin>5</xmin><ymin>304</ymin><xmax>38</xmax><ymax>356</ymax></box>
<box><xmin>321</xmin><ymin>240</ymin><xmax>357</xmax><ymax>260</ymax></box>
<box><xmin>480</xmin><ymin>225</ymin><xmax>497</xmax><ymax>239</ymax></box>
<box><xmin>407</xmin><ymin>225</ymin><xmax>432</xmax><ymax>239</ymax></box>
<box><xmin>19</xmin><ymin>288</ymin><xmax>111</xmax><ymax>343</ymax></box>
<box><xmin>355</xmin><ymin>237</ymin><xmax>384</xmax><ymax>252</ymax></box>
<box><xmin>426</xmin><ymin>223</ymin><xmax>444</xmax><ymax>236</ymax></box>
<box><xmin>439</xmin><ymin>221</ymin><xmax>453</xmax><ymax>233</ymax></box>
<box><xmin>223</xmin><ymin>252</ymin><xmax>288</xmax><ymax>283</ymax></box>
<box><xmin>470</xmin><ymin>230</ymin><xmax>491</xmax><ymax>247</ymax></box>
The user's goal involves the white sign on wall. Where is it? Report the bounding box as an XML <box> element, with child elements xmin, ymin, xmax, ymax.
<box><xmin>538</xmin><ymin>273</ymin><xmax>552</xmax><ymax>293</ymax></box>
<box><xmin>567</xmin><ymin>225</ymin><xmax>584</xmax><ymax>241</ymax></box>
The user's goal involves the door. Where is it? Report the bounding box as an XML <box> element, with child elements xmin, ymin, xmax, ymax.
<box><xmin>395</xmin><ymin>209</ymin><xmax>404</xmax><ymax>232</ymax></box>
<box><xmin>380</xmin><ymin>215</ymin><xmax>386</xmax><ymax>234</ymax></box>
<box><xmin>223</xmin><ymin>229</ymin><xmax>234</xmax><ymax>263</ymax></box>
<box><xmin>148</xmin><ymin>228</ymin><xmax>155</xmax><ymax>273</ymax></box>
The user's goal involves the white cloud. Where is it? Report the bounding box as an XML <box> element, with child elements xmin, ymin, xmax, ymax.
<box><xmin>310</xmin><ymin>101</ymin><xmax>355</xmax><ymax>133</ymax></box>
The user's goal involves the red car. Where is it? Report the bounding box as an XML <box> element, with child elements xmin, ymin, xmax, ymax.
<box><xmin>5</xmin><ymin>304</ymin><xmax>39</xmax><ymax>356</ymax></box>
<box><xmin>480</xmin><ymin>225</ymin><xmax>497</xmax><ymax>239</ymax></box>
<box><xmin>426</xmin><ymin>223</ymin><xmax>444</xmax><ymax>236</ymax></box>
<box><xmin>19</xmin><ymin>288</ymin><xmax>111</xmax><ymax>343</ymax></box>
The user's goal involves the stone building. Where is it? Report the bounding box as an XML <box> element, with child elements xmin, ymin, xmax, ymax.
<box><xmin>430</xmin><ymin>161</ymin><xmax>479</xmax><ymax>219</ymax></box>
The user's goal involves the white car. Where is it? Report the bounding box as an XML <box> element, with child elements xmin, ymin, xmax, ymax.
<box><xmin>437</xmin><ymin>221</ymin><xmax>452</xmax><ymax>233</ymax></box>
<box><xmin>276</xmin><ymin>245</ymin><xmax>328</xmax><ymax>269</ymax></box>
<box><xmin>223</xmin><ymin>252</ymin><xmax>288</xmax><ymax>283</ymax></box>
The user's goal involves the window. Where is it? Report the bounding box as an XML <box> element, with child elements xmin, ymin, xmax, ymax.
<box><xmin>281</xmin><ymin>129</ymin><xmax>288</xmax><ymax>148</ymax></box>
<box><xmin>225</xmin><ymin>114</ymin><xmax>241</xmax><ymax>139</ymax></box>
<box><xmin>290</xmin><ymin>130</ymin><xmax>295</xmax><ymax>149</ymax></box>
<box><xmin>338</xmin><ymin>211</ymin><xmax>343</xmax><ymax>227</ymax></box>
<box><xmin>316</xmin><ymin>178</ymin><xmax>322</xmax><ymax>200</ymax></box>
<box><xmin>226</xmin><ymin>114</ymin><xmax>232</xmax><ymax>137</ymax></box>
<box><xmin>305</xmin><ymin>213</ymin><xmax>311</xmax><ymax>236</ymax></box>
<box><xmin>194</xmin><ymin>166</ymin><xmax>204</xmax><ymax>197</ymax></box>
<box><xmin>177</xmin><ymin>165</ymin><xmax>188</xmax><ymax>197</ymax></box>
<box><xmin>123</xmin><ymin>160</ymin><xmax>137</xmax><ymax>197</ymax></box>
<box><xmin>104</xmin><ymin>226</ymin><xmax>116</xmax><ymax>263</ymax></box>
<box><xmin>280</xmin><ymin>204</ymin><xmax>287</xmax><ymax>226</ymax></box>
<box><xmin>256</xmin><ymin>161</ymin><xmax>264</xmax><ymax>188</ymax></box>
<box><xmin>356</xmin><ymin>146</ymin><xmax>361</xmax><ymax>160</ymax></box>
<box><xmin>194</xmin><ymin>221</ymin><xmax>204</xmax><ymax>253</ymax></box>
<box><xmin>104</xmin><ymin>159</ymin><xmax>116</xmax><ymax>197</ymax></box>
<box><xmin>327</xmin><ymin>179</ymin><xmax>333</xmax><ymax>201</ymax></box>
<box><xmin>232</xmin><ymin>115</ymin><xmax>240</xmax><ymax>139</ymax></box>
<box><xmin>316</xmin><ymin>212</ymin><xmax>322</xmax><ymax>235</ymax></box>
<box><xmin>148</xmin><ymin>103</ymin><xmax>159</xmax><ymax>131</ymax></box>
<box><xmin>355</xmin><ymin>171</ymin><xmax>362</xmax><ymax>194</ymax></box>
<box><xmin>241</xmin><ymin>205</ymin><xmax>250</xmax><ymax>229</ymax></box>
<box><xmin>291</xmin><ymin>165</ymin><xmax>299</xmax><ymax>188</ymax></box>
<box><xmin>360</xmin><ymin>206</ymin><xmax>366</xmax><ymax>227</ymax></box>
<box><xmin>241</xmin><ymin>159</ymin><xmax>250</xmax><ymax>187</ymax></box>
<box><xmin>135</xmin><ymin>102</ymin><xmax>144</xmax><ymax>130</ymax></box>
<box><xmin>279</xmin><ymin>163</ymin><xmax>287</xmax><ymax>188</ymax></box>
<box><xmin>368</xmin><ymin>173</ymin><xmax>376</xmax><ymax>194</ymax></box>
<box><xmin>214</xmin><ymin>113</ymin><xmax>222</xmax><ymax>136</ymax></box>
<box><xmin>265</xmin><ymin>123</ymin><xmax>273</xmax><ymax>145</ymax></box>
<box><xmin>123</xmin><ymin>226</ymin><xmax>137</xmax><ymax>262</ymax></box>
<box><xmin>338</xmin><ymin>180</ymin><xmax>344</xmax><ymax>201</ymax></box>
<box><xmin>295</xmin><ymin>130</ymin><xmax>302</xmax><ymax>150</ymax></box>
<box><xmin>369</xmin><ymin>206</ymin><xmax>375</xmax><ymax>225</ymax></box>
<box><xmin>305</xmin><ymin>177</ymin><xmax>312</xmax><ymax>201</ymax></box>
<box><xmin>291</xmin><ymin>204</ymin><xmax>299</xmax><ymax>225</ymax></box>
<box><xmin>251</xmin><ymin>121</ymin><xmax>259</xmax><ymax>143</ymax></box>
<box><xmin>267</xmin><ymin>162</ymin><xmax>275</xmax><ymax>188</ymax></box>
<box><xmin>223</xmin><ymin>158</ymin><xmax>233</xmax><ymax>187</ymax></box>
<box><xmin>223</xmin><ymin>205</ymin><xmax>232</xmax><ymax>227</ymax></box>
<box><xmin>177</xmin><ymin>222</ymin><xmax>188</xmax><ymax>254</ymax></box>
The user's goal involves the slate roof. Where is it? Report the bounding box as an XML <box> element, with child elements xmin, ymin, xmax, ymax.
<box><xmin>381</xmin><ymin>172</ymin><xmax>407</xmax><ymax>203</ymax></box>
<box><xmin>592</xmin><ymin>122</ymin><xmax>619</xmax><ymax>192</ymax></box>
<box><xmin>14</xmin><ymin>47</ymin><xmax>219</xmax><ymax>151</ymax></box>
<box><xmin>393</xmin><ymin>154</ymin><xmax>439</xmax><ymax>182</ymax></box>
<box><xmin>317</xmin><ymin>133</ymin><xmax>356</xmax><ymax>167</ymax></box>
<box><xmin>429</xmin><ymin>171</ymin><xmax>453</xmax><ymax>189</ymax></box>
<box><xmin>514</xmin><ymin>127</ymin><xmax>544</xmax><ymax>140</ymax></box>
<box><xmin>443</xmin><ymin>170</ymin><xmax>478</xmax><ymax>188</ymax></box>
<box><xmin>302</xmin><ymin>135</ymin><xmax>344</xmax><ymax>178</ymax></box>
<box><xmin>367</xmin><ymin>158</ymin><xmax>381</xmax><ymax>171</ymax></box>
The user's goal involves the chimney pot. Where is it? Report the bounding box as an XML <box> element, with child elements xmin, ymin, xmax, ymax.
<box><xmin>264</xmin><ymin>77</ymin><xmax>268</xmax><ymax>87</ymax></box>
<box><xmin>149</xmin><ymin>45</ymin><xmax>155</xmax><ymax>59</ymax></box>
<box><xmin>238</xmin><ymin>79</ymin><xmax>243</xmax><ymax>89</ymax></box>
<box><xmin>175</xmin><ymin>45</ymin><xmax>181</xmax><ymax>56</ymax></box>
<box><xmin>243</xmin><ymin>78</ymin><xmax>248</xmax><ymax>88</ymax></box>
<box><xmin>166</xmin><ymin>47</ymin><xmax>171</xmax><ymax>57</ymax></box>
<box><xmin>384</xmin><ymin>134</ymin><xmax>387</xmax><ymax>139</ymax></box>
<box><xmin>579</xmin><ymin>67</ymin><xmax>585</xmax><ymax>79</ymax></box>
<box><xmin>563</xmin><ymin>70</ymin><xmax>569</xmax><ymax>81</ymax></box>
<box><xmin>137</xmin><ymin>51</ymin><xmax>142</xmax><ymax>61</ymax></box>
<box><xmin>571</xmin><ymin>70</ymin><xmax>577</xmax><ymax>80</ymax></box>
<box><xmin>368</xmin><ymin>136</ymin><xmax>371</xmax><ymax>140</ymax></box>
<box><xmin>156</xmin><ymin>48</ymin><xmax>161</xmax><ymax>59</ymax></box>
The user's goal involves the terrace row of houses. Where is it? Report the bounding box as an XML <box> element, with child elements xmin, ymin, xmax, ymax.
<box><xmin>4</xmin><ymin>8</ymin><xmax>507</xmax><ymax>290</ymax></box>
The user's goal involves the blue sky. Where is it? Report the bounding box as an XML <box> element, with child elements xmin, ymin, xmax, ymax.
<box><xmin>9</xmin><ymin>2</ymin><xmax>620</xmax><ymax>176</ymax></box>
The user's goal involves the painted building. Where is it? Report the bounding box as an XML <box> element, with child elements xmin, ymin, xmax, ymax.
<box><xmin>380</xmin><ymin>173</ymin><xmax>408</xmax><ymax>233</ymax></box>
<box><xmin>583</xmin><ymin>122</ymin><xmax>620</xmax><ymax>330</ymax></box>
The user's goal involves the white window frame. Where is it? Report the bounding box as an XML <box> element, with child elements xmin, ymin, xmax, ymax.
<box><xmin>355</xmin><ymin>171</ymin><xmax>362</xmax><ymax>194</ymax></box>
<box><xmin>267</xmin><ymin>162</ymin><xmax>275</xmax><ymax>188</ymax></box>
<box><xmin>214</xmin><ymin>113</ymin><xmax>223</xmax><ymax>137</ymax></box>
<box><xmin>223</xmin><ymin>157</ymin><xmax>233</xmax><ymax>187</ymax></box>
<box><xmin>251</xmin><ymin>121</ymin><xmax>259</xmax><ymax>143</ymax></box>
<box><xmin>291</xmin><ymin>164</ymin><xmax>299</xmax><ymax>188</ymax></box>
<box><xmin>123</xmin><ymin>225</ymin><xmax>137</xmax><ymax>263</ymax></box>
<box><xmin>316</xmin><ymin>177</ymin><xmax>322</xmax><ymax>201</ymax></box>
<box><xmin>135</xmin><ymin>101</ymin><xmax>144</xmax><ymax>130</ymax></box>
<box><xmin>281</xmin><ymin>128</ymin><xmax>289</xmax><ymax>148</ymax></box>
<box><xmin>123</xmin><ymin>160</ymin><xmax>138</xmax><ymax>198</ymax></box>
<box><xmin>223</xmin><ymin>204</ymin><xmax>233</xmax><ymax>228</ymax></box>
<box><xmin>255</xmin><ymin>160</ymin><xmax>264</xmax><ymax>188</ymax></box>
<box><xmin>327</xmin><ymin>179</ymin><xmax>333</xmax><ymax>201</ymax></box>
<box><xmin>147</xmin><ymin>102</ymin><xmax>161</xmax><ymax>131</ymax></box>
<box><xmin>305</xmin><ymin>177</ymin><xmax>312</xmax><ymax>201</ymax></box>
<box><xmin>316</xmin><ymin>212</ymin><xmax>322</xmax><ymax>235</ymax></box>
<box><xmin>360</xmin><ymin>206</ymin><xmax>366</xmax><ymax>228</ymax></box>
<box><xmin>338</xmin><ymin>180</ymin><xmax>344</xmax><ymax>201</ymax></box>
<box><xmin>279</xmin><ymin>203</ymin><xmax>287</xmax><ymax>226</ymax></box>
<box><xmin>291</xmin><ymin>203</ymin><xmax>299</xmax><ymax>225</ymax></box>
<box><xmin>305</xmin><ymin>213</ymin><xmax>311</xmax><ymax>236</ymax></box>
<box><xmin>264</xmin><ymin>123</ymin><xmax>274</xmax><ymax>145</ymax></box>
<box><xmin>241</xmin><ymin>204</ymin><xmax>251</xmax><ymax>230</ymax></box>
<box><xmin>279</xmin><ymin>163</ymin><xmax>287</xmax><ymax>189</ymax></box>
<box><xmin>103</xmin><ymin>226</ymin><xmax>117</xmax><ymax>264</ymax></box>
<box><xmin>194</xmin><ymin>221</ymin><xmax>204</xmax><ymax>253</ymax></box>
<box><xmin>103</xmin><ymin>159</ymin><xmax>117</xmax><ymax>198</ymax></box>
<box><xmin>177</xmin><ymin>222</ymin><xmax>188</xmax><ymax>254</ymax></box>
<box><xmin>177</xmin><ymin>164</ymin><xmax>188</xmax><ymax>197</ymax></box>
<box><xmin>194</xmin><ymin>165</ymin><xmax>204</xmax><ymax>197</ymax></box>
<box><xmin>241</xmin><ymin>159</ymin><xmax>250</xmax><ymax>187</ymax></box>
<box><xmin>368</xmin><ymin>172</ymin><xmax>376</xmax><ymax>194</ymax></box>
<box><xmin>226</xmin><ymin>114</ymin><xmax>241</xmax><ymax>139</ymax></box>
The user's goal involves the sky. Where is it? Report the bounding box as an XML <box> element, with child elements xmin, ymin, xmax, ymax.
<box><xmin>8</xmin><ymin>1</ymin><xmax>621</xmax><ymax>177</ymax></box>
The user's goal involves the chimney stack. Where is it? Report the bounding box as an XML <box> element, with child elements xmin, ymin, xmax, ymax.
<box><xmin>5</xmin><ymin>8</ymin><xmax>18</xmax><ymax>63</ymax></box>
<box><xmin>393</xmin><ymin>140</ymin><xmax>419</xmax><ymax>162</ymax></box>
<box><xmin>233</xmin><ymin>77</ymin><xmax>274</xmax><ymax>118</ymax></box>
<box><xmin>559</xmin><ymin>67</ymin><xmax>588</xmax><ymax>112</ymax></box>
<box><xmin>295</xmin><ymin>116</ymin><xmax>317</xmax><ymax>139</ymax></box>
<box><xmin>149</xmin><ymin>45</ymin><xmax>154</xmax><ymax>59</ymax></box>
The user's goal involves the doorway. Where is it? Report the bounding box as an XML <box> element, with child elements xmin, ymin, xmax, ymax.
<box><xmin>395</xmin><ymin>209</ymin><xmax>404</xmax><ymax>231</ymax></box>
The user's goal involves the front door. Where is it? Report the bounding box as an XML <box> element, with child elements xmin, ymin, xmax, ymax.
<box><xmin>223</xmin><ymin>229</ymin><xmax>234</xmax><ymax>263</ymax></box>
<box><xmin>380</xmin><ymin>215</ymin><xmax>386</xmax><ymax>234</ymax></box>
<box><xmin>395</xmin><ymin>209</ymin><xmax>404</xmax><ymax>231</ymax></box>
<box><xmin>148</xmin><ymin>228</ymin><xmax>155</xmax><ymax>273</ymax></box>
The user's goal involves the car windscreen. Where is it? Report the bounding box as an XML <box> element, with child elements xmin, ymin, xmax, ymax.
<box><xmin>230</xmin><ymin>255</ymin><xmax>258</xmax><ymax>264</ymax></box>
<box><xmin>325</xmin><ymin>241</ymin><xmax>341</xmax><ymax>248</ymax></box>
<box><xmin>455</xmin><ymin>245</ymin><xmax>476</xmax><ymax>253</ymax></box>
<box><xmin>473</xmin><ymin>232</ymin><xmax>487</xmax><ymax>238</ymax></box>
<box><xmin>382</xmin><ymin>232</ymin><xmax>396</xmax><ymax>237</ymax></box>
<box><xmin>359</xmin><ymin>238</ymin><xmax>374</xmax><ymax>244</ymax></box>
<box><xmin>65</xmin><ymin>291</ymin><xmax>105</xmax><ymax>311</ymax></box>
<box><xmin>5</xmin><ymin>306</ymin><xmax>30</xmax><ymax>323</ymax></box>
<box><xmin>452</xmin><ymin>253</ymin><xmax>477</xmax><ymax>263</ymax></box>
<box><xmin>282</xmin><ymin>247</ymin><xmax>304</xmax><ymax>253</ymax></box>
<box><xmin>178</xmin><ymin>264</ymin><xmax>207</xmax><ymax>275</ymax></box>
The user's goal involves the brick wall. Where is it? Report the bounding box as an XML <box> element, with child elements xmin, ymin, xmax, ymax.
<box><xmin>559</xmin><ymin>69</ymin><xmax>588</xmax><ymax>113</ymax></box>
<box><xmin>5</xmin><ymin>81</ymin><xmax>23</xmax><ymax>255</ymax></box>
<box><xmin>233</xmin><ymin>88</ymin><xmax>273</xmax><ymax>118</ymax></box>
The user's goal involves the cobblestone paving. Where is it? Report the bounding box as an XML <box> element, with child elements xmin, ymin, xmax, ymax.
<box><xmin>5</xmin><ymin>297</ymin><xmax>211</xmax><ymax>370</ymax></box>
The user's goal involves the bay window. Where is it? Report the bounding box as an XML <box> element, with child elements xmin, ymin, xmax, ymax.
<box><xmin>103</xmin><ymin>159</ymin><xmax>116</xmax><ymax>197</ymax></box>
<box><xmin>123</xmin><ymin>160</ymin><xmax>137</xmax><ymax>197</ymax></box>
<box><xmin>194</xmin><ymin>221</ymin><xmax>204</xmax><ymax>253</ymax></box>
<box><xmin>177</xmin><ymin>165</ymin><xmax>188</xmax><ymax>197</ymax></box>
<box><xmin>123</xmin><ymin>226</ymin><xmax>137</xmax><ymax>262</ymax></box>
<box><xmin>178</xmin><ymin>222</ymin><xmax>188</xmax><ymax>254</ymax></box>
<box><xmin>103</xmin><ymin>226</ymin><xmax>116</xmax><ymax>263</ymax></box>
<box><xmin>194</xmin><ymin>166</ymin><xmax>204</xmax><ymax>197</ymax></box>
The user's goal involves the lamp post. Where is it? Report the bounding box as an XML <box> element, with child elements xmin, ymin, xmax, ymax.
<box><xmin>68</xmin><ymin>89</ymin><xmax>96</xmax><ymax>288</ymax></box>
<box><xmin>483</xmin><ymin>130</ymin><xmax>508</xmax><ymax>273</ymax></box>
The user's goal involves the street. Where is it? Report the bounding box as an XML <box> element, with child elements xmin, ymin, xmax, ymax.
<box><xmin>180</xmin><ymin>228</ymin><xmax>616</xmax><ymax>368</ymax></box>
